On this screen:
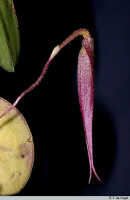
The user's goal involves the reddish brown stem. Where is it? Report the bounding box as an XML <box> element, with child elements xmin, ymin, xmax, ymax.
<box><xmin>0</xmin><ymin>29</ymin><xmax>89</xmax><ymax>119</ymax></box>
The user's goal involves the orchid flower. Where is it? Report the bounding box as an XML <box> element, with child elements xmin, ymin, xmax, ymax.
<box><xmin>0</xmin><ymin>29</ymin><xmax>101</xmax><ymax>183</ymax></box>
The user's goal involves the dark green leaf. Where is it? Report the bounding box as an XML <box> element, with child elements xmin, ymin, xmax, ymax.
<box><xmin>0</xmin><ymin>0</ymin><xmax>20</xmax><ymax>72</ymax></box>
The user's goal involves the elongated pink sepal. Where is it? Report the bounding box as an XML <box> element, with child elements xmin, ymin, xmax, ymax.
<box><xmin>78</xmin><ymin>37</ymin><xmax>101</xmax><ymax>183</ymax></box>
<box><xmin>0</xmin><ymin>28</ymin><xmax>101</xmax><ymax>183</ymax></box>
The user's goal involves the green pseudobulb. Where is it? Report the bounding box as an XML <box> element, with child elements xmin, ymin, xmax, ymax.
<box><xmin>0</xmin><ymin>0</ymin><xmax>20</xmax><ymax>72</ymax></box>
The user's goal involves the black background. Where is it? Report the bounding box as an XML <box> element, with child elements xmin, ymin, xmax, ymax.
<box><xmin>1</xmin><ymin>0</ymin><xmax>130</xmax><ymax>196</ymax></box>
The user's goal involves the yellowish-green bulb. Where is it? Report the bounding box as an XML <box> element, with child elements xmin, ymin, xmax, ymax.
<box><xmin>0</xmin><ymin>97</ymin><xmax>34</xmax><ymax>195</ymax></box>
